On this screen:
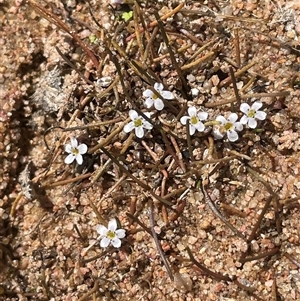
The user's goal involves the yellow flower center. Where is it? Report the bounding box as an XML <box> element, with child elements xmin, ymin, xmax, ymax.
<box><xmin>134</xmin><ymin>118</ymin><xmax>143</xmax><ymax>127</ymax></box>
<box><xmin>107</xmin><ymin>230</ymin><xmax>116</xmax><ymax>240</ymax></box>
<box><xmin>190</xmin><ymin>116</ymin><xmax>199</xmax><ymax>125</ymax></box>
<box><xmin>153</xmin><ymin>93</ymin><xmax>158</xmax><ymax>100</ymax></box>
<box><xmin>224</xmin><ymin>122</ymin><xmax>234</xmax><ymax>131</ymax></box>
<box><xmin>248</xmin><ymin>109</ymin><xmax>256</xmax><ymax>118</ymax></box>
<box><xmin>71</xmin><ymin>147</ymin><xmax>79</xmax><ymax>155</ymax></box>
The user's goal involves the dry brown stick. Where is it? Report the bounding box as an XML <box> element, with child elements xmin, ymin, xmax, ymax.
<box><xmin>80</xmin><ymin>76</ymin><xmax>120</xmax><ymax>108</ymax></box>
<box><xmin>169</xmin><ymin>135</ymin><xmax>186</xmax><ymax>173</ymax></box>
<box><xmin>246</xmin><ymin>166</ymin><xmax>281</xmax><ymax>242</ymax></box>
<box><xmin>200</xmin><ymin>183</ymin><xmax>247</xmax><ymax>241</ymax></box>
<box><xmin>283</xmin><ymin>252</ymin><xmax>300</xmax><ymax>269</ymax></box>
<box><xmin>192</xmin><ymin>155</ymin><xmax>237</xmax><ymax>167</ymax></box>
<box><xmin>88</xmin><ymin>118</ymin><xmax>130</xmax><ymax>153</ymax></box>
<box><xmin>88</xmin><ymin>159</ymin><xmax>112</xmax><ymax>191</ymax></box>
<box><xmin>247</xmin><ymin>196</ymin><xmax>274</xmax><ymax>243</ymax></box>
<box><xmin>134</xmin><ymin>3</ymin><xmax>144</xmax><ymax>59</ymax></box>
<box><xmin>229</xmin><ymin>66</ymin><xmax>241</xmax><ymax>106</ymax></box>
<box><xmin>100</xmin><ymin>146</ymin><xmax>172</xmax><ymax>207</ymax></box>
<box><xmin>234</xmin><ymin>28</ymin><xmax>241</xmax><ymax>67</ymax></box>
<box><xmin>164</xmin><ymin>187</ymin><xmax>187</xmax><ymax>200</ymax></box>
<box><xmin>187</xmin><ymin>247</ymin><xmax>232</xmax><ymax>282</ymax></box>
<box><xmin>143</xmin><ymin>27</ymin><xmax>158</xmax><ymax>63</ymax></box>
<box><xmin>141</xmin><ymin>140</ymin><xmax>168</xmax><ymax>195</ymax></box>
<box><xmin>154</xmin><ymin>11</ymin><xmax>189</xmax><ymax>98</ymax></box>
<box><xmin>63</xmin><ymin>117</ymin><xmax>124</xmax><ymax>131</ymax></box>
<box><xmin>219</xmin><ymin>61</ymin><xmax>256</xmax><ymax>87</ymax></box>
<box><xmin>55</xmin><ymin>46</ymin><xmax>93</xmax><ymax>85</ymax></box>
<box><xmin>148</xmin><ymin>199</ymin><xmax>174</xmax><ymax>281</ymax></box>
<box><xmin>179</xmin><ymin>28</ymin><xmax>204</xmax><ymax>46</ymax></box>
<box><xmin>160</xmin><ymin>130</ymin><xmax>185</xmax><ymax>170</ymax></box>
<box><xmin>126</xmin><ymin>3</ymin><xmax>184</xmax><ymax>42</ymax></box>
<box><xmin>239</xmin><ymin>247</ymin><xmax>280</xmax><ymax>263</ymax></box>
<box><xmin>47</xmin><ymin>173</ymin><xmax>92</xmax><ymax>188</ymax></box>
<box><xmin>204</xmin><ymin>91</ymin><xmax>290</xmax><ymax>108</ymax></box>
<box><xmin>181</xmin><ymin>51</ymin><xmax>215</xmax><ymax>71</ymax></box>
<box><xmin>28</xmin><ymin>0</ymin><xmax>99</xmax><ymax>69</ymax></box>
<box><xmin>271</xmin><ymin>275</ymin><xmax>279</xmax><ymax>301</ymax></box>
<box><xmin>77</xmin><ymin>281</ymin><xmax>99</xmax><ymax>301</ymax></box>
<box><xmin>126</xmin><ymin>212</ymin><xmax>153</xmax><ymax>236</ymax></box>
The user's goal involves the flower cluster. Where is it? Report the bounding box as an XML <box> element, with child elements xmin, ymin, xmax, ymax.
<box><xmin>179</xmin><ymin>101</ymin><xmax>266</xmax><ymax>142</ymax></box>
<box><xmin>64</xmin><ymin>85</ymin><xmax>267</xmax><ymax>165</ymax></box>
<box><xmin>96</xmin><ymin>218</ymin><xmax>126</xmax><ymax>248</ymax></box>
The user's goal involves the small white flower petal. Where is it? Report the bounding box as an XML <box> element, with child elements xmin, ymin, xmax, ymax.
<box><xmin>255</xmin><ymin>111</ymin><xmax>267</xmax><ymax>121</ymax></box>
<box><xmin>111</xmin><ymin>238</ymin><xmax>122</xmax><ymax>248</ymax></box>
<box><xmin>227</xmin><ymin>130</ymin><xmax>239</xmax><ymax>142</ymax></box>
<box><xmin>216</xmin><ymin>116</ymin><xmax>227</xmax><ymax>125</ymax></box>
<box><xmin>180</xmin><ymin>116</ymin><xmax>190</xmax><ymax>125</ymax></box>
<box><xmin>96</xmin><ymin>225</ymin><xmax>108</xmax><ymax>236</ymax></box>
<box><xmin>65</xmin><ymin>144</ymin><xmax>72</xmax><ymax>153</ymax></box>
<box><xmin>144</xmin><ymin>112</ymin><xmax>151</xmax><ymax>119</ymax></box>
<box><xmin>248</xmin><ymin>118</ymin><xmax>257</xmax><ymax>129</ymax></box>
<box><xmin>234</xmin><ymin>122</ymin><xmax>243</xmax><ymax>132</ymax></box>
<box><xmin>70</xmin><ymin>137</ymin><xmax>78</xmax><ymax>148</ymax></box>
<box><xmin>116</xmin><ymin>229</ymin><xmax>126</xmax><ymax>239</ymax></box>
<box><xmin>161</xmin><ymin>90</ymin><xmax>174</xmax><ymax>100</ymax></box>
<box><xmin>123</xmin><ymin>121</ymin><xmax>135</xmax><ymax>133</ymax></box>
<box><xmin>143</xmin><ymin>121</ymin><xmax>153</xmax><ymax>130</ymax></box>
<box><xmin>76</xmin><ymin>154</ymin><xmax>83</xmax><ymax>165</ymax></box>
<box><xmin>189</xmin><ymin>125</ymin><xmax>196</xmax><ymax>135</ymax></box>
<box><xmin>145</xmin><ymin>98</ymin><xmax>154</xmax><ymax>108</ymax></box>
<box><xmin>143</xmin><ymin>89</ymin><xmax>154</xmax><ymax>98</ymax></box>
<box><xmin>129</xmin><ymin>110</ymin><xmax>138</xmax><ymax>120</ymax></box>
<box><xmin>154</xmin><ymin>82</ymin><xmax>164</xmax><ymax>92</ymax></box>
<box><xmin>100</xmin><ymin>237</ymin><xmax>110</xmax><ymax>248</ymax></box>
<box><xmin>197</xmin><ymin>112</ymin><xmax>208</xmax><ymax>121</ymax></box>
<box><xmin>154</xmin><ymin>98</ymin><xmax>164</xmax><ymax>110</ymax></box>
<box><xmin>108</xmin><ymin>219</ymin><xmax>118</xmax><ymax>231</ymax></box>
<box><xmin>228</xmin><ymin>113</ymin><xmax>238</xmax><ymax>123</ymax></box>
<box><xmin>188</xmin><ymin>106</ymin><xmax>197</xmax><ymax>117</ymax></box>
<box><xmin>65</xmin><ymin>154</ymin><xmax>75</xmax><ymax>164</ymax></box>
<box><xmin>213</xmin><ymin>128</ymin><xmax>224</xmax><ymax>139</ymax></box>
<box><xmin>77</xmin><ymin>144</ymin><xmax>88</xmax><ymax>154</ymax></box>
<box><xmin>240</xmin><ymin>103</ymin><xmax>250</xmax><ymax>114</ymax></box>
<box><xmin>135</xmin><ymin>127</ymin><xmax>144</xmax><ymax>138</ymax></box>
<box><xmin>252</xmin><ymin>101</ymin><xmax>263</xmax><ymax>111</ymax></box>
<box><xmin>194</xmin><ymin>122</ymin><xmax>205</xmax><ymax>132</ymax></box>
<box><xmin>240</xmin><ymin>115</ymin><xmax>249</xmax><ymax>125</ymax></box>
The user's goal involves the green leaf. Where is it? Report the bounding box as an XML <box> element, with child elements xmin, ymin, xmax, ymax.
<box><xmin>121</xmin><ymin>11</ymin><xmax>133</xmax><ymax>22</ymax></box>
<box><xmin>89</xmin><ymin>34</ymin><xmax>98</xmax><ymax>44</ymax></box>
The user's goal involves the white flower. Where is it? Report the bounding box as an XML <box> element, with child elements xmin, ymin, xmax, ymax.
<box><xmin>96</xmin><ymin>219</ymin><xmax>126</xmax><ymax>248</ymax></box>
<box><xmin>110</xmin><ymin>0</ymin><xmax>124</xmax><ymax>4</ymax></box>
<box><xmin>240</xmin><ymin>102</ymin><xmax>267</xmax><ymax>129</ymax></box>
<box><xmin>96</xmin><ymin>76</ymin><xmax>112</xmax><ymax>88</ymax></box>
<box><xmin>123</xmin><ymin>110</ymin><xmax>153</xmax><ymax>138</ymax></box>
<box><xmin>64</xmin><ymin>137</ymin><xmax>88</xmax><ymax>165</ymax></box>
<box><xmin>213</xmin><ymin>113</ymin><xmax>243</xmax><ymax>142</ymax></box>
<box><xmin>143</xmin><ymin>82</ymin><xmax>174</xmax><ymax>111</ymax></box>
<box><xmin>180</xmin><ymin>106</ymin><xmax>208</xmax><ymax>135</ymax></box>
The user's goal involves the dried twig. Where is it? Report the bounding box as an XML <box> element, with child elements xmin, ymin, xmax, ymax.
<box><xmin>200</xmin><ymin>182</ymin><xmax>247</xmax><ymax>241</ymax></box>
<box><xmin>148</xmin><ymin>199</ymin><xmax>174</xmax><ymax>281</ymax></box>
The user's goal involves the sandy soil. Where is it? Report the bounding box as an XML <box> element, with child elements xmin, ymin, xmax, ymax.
<box><xmin>1</xmin><ymin>0</ymin><xmax>300</xmax><ymax>300</ymax></box>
